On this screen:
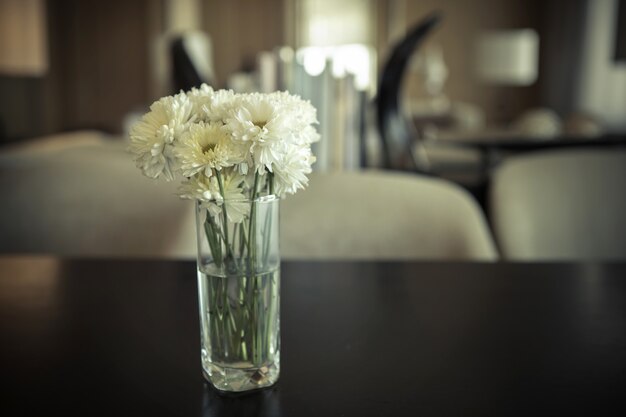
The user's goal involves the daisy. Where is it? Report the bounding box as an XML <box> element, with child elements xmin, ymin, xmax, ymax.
<box><xmin>268</xmin><ymin>91</ymin><xmax>318</xmax><ymax>130</ymax></box>
<box><xmin>186</xmin><ymin>84</ymin><xmax>214</xmax><ymax>120</ymax></box>
<box><xmin>174</xmin><ymin>121</ymin><xmax>249</xmax><ymax>177</ymax></box>
<box><xmin>178</xmin><ymin>170</ymin><xmax>249</xmax><ymax>224</ymax></box>
<box><xmin>272</xmin><ymin>144</ymin><xmax>316</xmax><ymax>196</ymax></box>
<box><xmin>292</xmin><ymin>125</ymin><xmax>321</xmax><ymax>146</ymax></box>
<box><xmin>178</xmin><ymin>173</ymin><xmax>215</xmax><ymax>201</ymax></box>
<box><xmin>129</xmin><ymin>92</ymin><xmax>193</xmax><ymax>180</ymax></box>
<box><xmin>223</xmin><ymin>94</ymin><xmax>293</xmax><ymax>169</ymax></box>
<box><xmin>130</xmin><ymin>88</ymin><xmax>318</xmax><ymax>201</ymax></box>
<box><xmin>203</xmin><ymin>89</ymin><xmax>237</xmax><ymax>122</ymax></box>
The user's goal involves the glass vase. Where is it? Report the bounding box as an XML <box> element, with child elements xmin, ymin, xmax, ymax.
<box><xmin>195</xmin><ymin>195</ymin><xmax>280</xmax><ymax>392</ymax></box>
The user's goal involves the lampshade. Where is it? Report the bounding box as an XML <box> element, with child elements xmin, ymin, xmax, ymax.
<box><xmin>0</xmin><ymin>0</ymin><xmax>48</xmax><ymax>76</ymax></box>
<box><xmin>297</xmin><ymin>0</ymin><xmax>373</xmax><ymax>47</ymax></box>
<box><xmin>474</xmin><ymin>29</ymin><xmax>539</xmax><ymax>86</ymax></box>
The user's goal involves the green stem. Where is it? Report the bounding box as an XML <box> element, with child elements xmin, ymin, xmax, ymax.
<box><xmin>266</xmin><ymin>273</ymin><xmax>278</xmax><ymax>361</ymax></box>
<box><xmin>248</xmin><ymin>172</ymin><xmax>260</xmax><ymax>272</ymax></box>
<box><xmin>232</xmin><ymin>223</ymin><xmax>240</xmax><ymax>268</ymax></box>
<box><xmin>262</xmin><ymin>173</ymin><xmax>275</xmax><ymax>268</ymax></box>
<box><xmin>219</xmin><ymin>278</ymin><xmax>229</xmax><ymax>358</ymax></box>
<box><xmin>204</xmin><ymin>211</ymin><xmax>223</xmax><ymax>267</ymax></box>
<box><xmin>208</xmin><ymin>275</ymin><xmax>220</xmax><ymax>356</ymax></box>
<box><xmin>239</xmin><ymin>222</ymin><xmax>247</xmax><ymax>259</ymax></box>
<box><xmin>262</xmin><ymin>207</ymin><xmax>272</xmax><ymax>267</ymax></box>
<box><xmin>252</xmin><ymin>276</ymin><xmax>260</xmax><ymax>365</ymax></box>
<box><xmin>216</xmin><ymin>171</ymin><xmax>239</xmax><ymax>274</ymax></box>
<box><xmin>238</xmin><ymin>274</ymin><xmax>248</xmax><ymax>360</ymax></box>
<box><xmin>268</xmin><ymin>172</ymin><xmax>274</xmax><ymax>196</ymax></box>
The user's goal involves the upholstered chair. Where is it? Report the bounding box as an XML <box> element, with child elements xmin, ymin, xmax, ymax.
<box><xmin>490</xmin><ymin>149</ymin><xmax>626</xmax><ymax>260</ymax></box>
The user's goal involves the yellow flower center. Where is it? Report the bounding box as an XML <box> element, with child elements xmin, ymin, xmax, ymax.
<box><xmin>201</xmin><ymin>142</ymin><xmax>217</xmax><ymax>154</ymax></box>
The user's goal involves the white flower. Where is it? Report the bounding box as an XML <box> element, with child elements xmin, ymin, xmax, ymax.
<box><xmin>130</xmin><ymin>88</ymin><xmax>319</xmax><ymax>206</ymax></box>
<box><xmin>187</xmin><ymin>84</ymin><xmax>236</xmax><ymax>123</ymax></box>
<box><xmin>129</xmin><ymin>92</ymin><xmax>193</xmax><ymax>180</ymax></box>
<box><xmin>178</xmin><ymin>173</ymin><xmax>215</xmax><ymax>201</ymax></box>
<box><xmin>210</xmin><ymin>170</ymin><xmax>251</xmax><ymax>223</ymax></box>
<box><xmin>293</xmin><ymin>125</ymin><xmax>321</xmax><ymax>146</ymax></box>
<box><xmin>225</xmin><ymin>93</ymin><xmax>291</xmax><ymax>141</ymax></box>
<box><xmin>204</xmin><ymin>89</ymin><xmax>237</xmax><ymax>122</ymax></box>
<box><xmin>186</xmin><ymin>84</ymin><xmax>214</xmax><ymax>119</ymax></box>
<box><xmin>180</xmin><ymin>170</ymin><xmax>250</xmax><ymax>223</ymax></box>
<box><xmin>174</xmin><ymin>121</ymin><xmax>249</xmax><ymax>177</ymax></box>
<box><xmin>268</xmin><ymin>91</ymin><xmax>319</xmax><ymax>129</ymax></box>
<box><xmin>223</xmin><ymin>93</ymin><xmax>293</xmax><ymax>172</ymax></box>
<box><xmin>272</xmin><ymin>144</ymin><xmax>316</xmax><ymax>196</ymax></box>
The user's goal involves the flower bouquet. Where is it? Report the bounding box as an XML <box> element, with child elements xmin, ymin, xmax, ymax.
<box><xmin>129</xmin><ymin>85</ymin><xmax>319</xmax><ymax>392</ymax></box>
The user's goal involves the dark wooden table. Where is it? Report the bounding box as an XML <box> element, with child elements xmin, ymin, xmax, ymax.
<box><xmin>1</xmin><ymin>257</ymin><xmax>626</xmax><ymax>416</ymax></box>
<box><xmin>428</xmin><ymin>133</ymin><xmax>626</xmax><ymax>180</ymax></box>
<box><xmin>439</xmin><ymin>132</ymin><xmax>626</xmax><ymax>153</ymax></box>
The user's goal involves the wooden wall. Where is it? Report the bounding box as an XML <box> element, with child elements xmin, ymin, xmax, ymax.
<box><xmin>0</xmin><ymin>0</ymin><xmax>546</xmax><ymax>141</ymax></box>
<box><xmin>0</xmin><ymin>0</ymin><xmax>159</xmax><ymax>142</ymax></box>
<box><xmin>44</xmin><ymin>0</ymin><xmax>158</xmax><ymax>133</ymax></box>
<box><xmin>201</xmin><ymin>0</ymin><xmax>285</xmax><ymax>88</ymax></box>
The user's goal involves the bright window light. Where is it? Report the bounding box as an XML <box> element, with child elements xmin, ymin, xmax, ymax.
<box><xmin>301</xmin><ymin>48</ymin><xmax>327</xmax><ymax>76</ymax></box>
<box><xmin>297</xmin><ymin>45</ymin><xmax>374</xmax><ymax>91</ymax></box>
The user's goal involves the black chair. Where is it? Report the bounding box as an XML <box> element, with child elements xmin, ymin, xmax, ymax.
<box><xmin>170</xmin><ymin>36</ymin><xmax>212</xmax><ymax>92</ymax></box>
<box><xmin>375</xmin><ymin>12</ymin><xmax>442</xmax><ymax>173</ymax></box>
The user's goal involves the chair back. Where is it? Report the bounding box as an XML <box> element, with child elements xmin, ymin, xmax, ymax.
<box><xmin>490</xmin><ymin>149</ymin><xmax>626</xmax><ymax>259</ymax></box>
<box><xmin>281</xmin><ymin>171</ymin><xmax>498</xmax><ymax>260</ymax></box>
<box><xmin>376</xmin><ymin>12</ymin><xmax>441</xmax><ymax>172</ymax></box>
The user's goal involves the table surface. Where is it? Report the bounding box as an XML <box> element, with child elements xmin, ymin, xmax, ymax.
<box><xmin>1</xmin><ymin>257</ymin><xmax>625</xmax><ymax>417</ymax></box>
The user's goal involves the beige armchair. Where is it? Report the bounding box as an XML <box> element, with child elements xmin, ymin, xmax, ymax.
<box><xmin>281</xmin><ymin>171</ymin><xmax>497</xmax><ymax>260</ymax></box>
<box><xmin>489</xmin><ymin>149</ymin><xmax>626</xmax><ymax>260</ymax></box>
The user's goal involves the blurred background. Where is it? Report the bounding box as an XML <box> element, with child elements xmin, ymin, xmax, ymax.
<box><xmin>1</xmin><ymin>0</ymin><xmax>625</xmax><ymax>260</ymax></box>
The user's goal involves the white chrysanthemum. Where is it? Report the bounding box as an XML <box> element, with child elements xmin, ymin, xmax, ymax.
<box><xmin>130</xmin><ymin>88</ymin><xmax>319</xmax><ymax>204</ymax></box>
<box><xmin>292</xmin><ymin>125</ymin><xmax>321</xmax><ymax>146</ymax></box>
<box><xmin>186</xmin><ymin>84</ymin><xmax>214</xmax><ymax>119</ymax></box>
<box><xmin>272</xmin><ymin>144</ymin><xmax>316</xmax><ymax>196</ymax></box>
<box><xmin>225</xmin><ymin>93</ymin><xmax>317</xmax><ymax>173</ymax></box>
<box><xmin>178</xmin><ymin>173</ymin><xmax>215</xmax><ymax>201</ymax></box>
<box><xmin>187</xmin><ymin>84</ymin><xmax>236</xmax><ymax>123</ymax></box>
<box><xmin>252</xmin><ymin>140</ymin><xmax>285</xmax><ymax>174</ymax></box>
<box><xmin>174</xmin><ymin>121</ymin><xmax>249</xmax><ymax>177</ymax></box>
<box><xmin>178</xmin><ymin>171</ymin><xmax>249</xmax><ymax>223</ymax></box>
<box><xmin>225</xmin><ymin>93</ymin><xmax>291</xmax><ymax>142</ymax></box>
<box><xmin>268</xmin><ymin>91</ymin><xmax>318</xmax><ymax>129</ymax></box>
<box><xmin>204</xmin><ymin>89</ymin><xmax>237</xmax><ymax>122</ymax></box>
<box><xmin>129</xmin><ymin>92</ymin><xmax>193</xmax><ymax>180</ymax></box>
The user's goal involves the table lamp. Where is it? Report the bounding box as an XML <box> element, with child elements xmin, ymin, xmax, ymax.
<box><xmin>473</xmin><ymin>29</ymin><xmax>542</xmax><ymax>130</ymax></box>
<box><xmin>473</xmin><ymin>29</ymin><xmax>539</xmax><ymax>86</ymax></box>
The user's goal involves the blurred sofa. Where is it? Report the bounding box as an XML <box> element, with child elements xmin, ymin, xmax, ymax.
<box><xmin>0</xmin><ymin>131</ymin><xmax>497</xmax><ymax>260</ymax></box>
<box><xmin>0</xmin><ymin>131</ymin><xmax>196</xmax><ymax>258</ymax></box>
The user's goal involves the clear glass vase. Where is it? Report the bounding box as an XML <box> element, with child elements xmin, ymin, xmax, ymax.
<box><xmin>196</xmin><ymin>195</ymin><xmax>280</xmax><ymax>392</ymax></box>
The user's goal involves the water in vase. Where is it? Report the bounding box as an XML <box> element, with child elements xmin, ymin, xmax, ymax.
<box><xmin>197</xmin><ymin>264</ymin><xmax>280</xmax><ymax>392</ymax></box>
